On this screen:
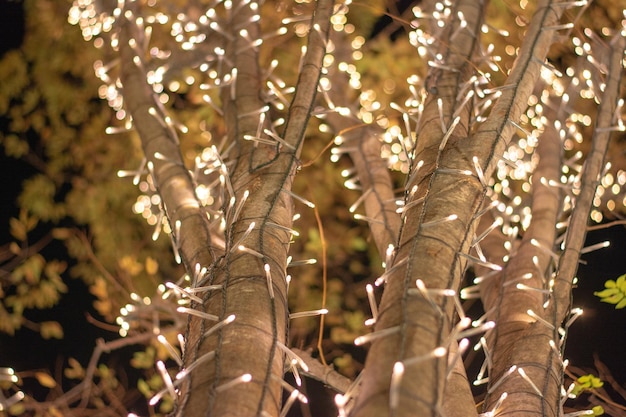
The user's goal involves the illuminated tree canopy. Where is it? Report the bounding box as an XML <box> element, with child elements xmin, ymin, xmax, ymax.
<box><xmin>1</xmin><ymin>0</ymin><xmax>625</xmax><ymax>416</ymax></box>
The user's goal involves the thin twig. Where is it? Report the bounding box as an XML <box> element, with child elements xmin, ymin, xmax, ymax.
<box><xmin>290</xmin><ymin>348</ymin><xmax>353</xmax><ymax>393</ymax></box>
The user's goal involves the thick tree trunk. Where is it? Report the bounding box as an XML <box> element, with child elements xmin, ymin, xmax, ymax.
<box><xmin>349</xmin><ymin>0</ymin><xmax>566</xmax><ymax>416</ymax></box>
<box><xmin>118</xmin><ymin>1</ymin><xmax>333</xmax><ymax>416</ymax></box>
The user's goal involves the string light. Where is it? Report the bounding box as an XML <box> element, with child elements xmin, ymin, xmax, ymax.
<box><xmin>59</xmin><ymin>0</ymin><xmax>626</xmax><ymax>415</ymax></box>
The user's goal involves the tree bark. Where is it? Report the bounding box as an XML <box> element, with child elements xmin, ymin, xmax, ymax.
<box><xmin>118</xmin><ymin>1</ymin><xmax>333</xmax><ymax>416</ymax></box>
<box><xmin>350</xmin><ymin>0</ymin><xmax>566</xmax><ymax>415</ymax></box>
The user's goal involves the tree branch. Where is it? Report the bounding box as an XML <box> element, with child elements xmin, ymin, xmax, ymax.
<box><xmin>118</xmin><ymin>5</ymin><xmax>219</xmax><ymax>275</ymax></box>
<box><xmin>480</xmin><ymin>114</ymin><xmax>563</xmax><ymax>417</ymax></box>
<box><xmin>177</xmin><ymin>2</ymin><xmax>335</xmax><ymax>416</ymax></box>
<box><xmin>291</xmin><ymin>348</ymin><xmax>353</xmax><ymax>394</ymax></box>
<box><xmin>549</xmin><ymin>33</ymin><xmax>626</xmax><ymax>324</ymax></box>
<box><xmin>351</xmin><ymin>1</ymin><xmax>485</xmax><ymax>416</ymax></box>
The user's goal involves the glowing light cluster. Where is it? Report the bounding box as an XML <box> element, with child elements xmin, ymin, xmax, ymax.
<box><xmin>65</xmin><ymin>1</ymin><xmax>334</xmax><ymax>412</ymax></box>
<box><xmin>68</xmin><ymin>0</ymin><xmax>115</xmax><ymax>41</ymax></box>
<box><xmin>0</xmin><ymin>367</ymin><xmax>23</xmax><ymax>412</ymax></box>
<box><xmin>331</xmin><ymin>2</ymin><xmax>623</xmax><ymax>414</ymax></box>
<box><xmin>60</xmin><ymin>0</ymin><xmax>626</xmax><ymax>415</ymax></box>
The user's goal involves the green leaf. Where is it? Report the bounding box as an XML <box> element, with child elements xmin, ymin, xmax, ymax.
<box><xmin>131</xmin><ymin>347</ymin><xmax>156</xmax><ymax>369</ymax></box>
<box><xmin>592</xmin><ymin>405</ymin><xmax>604</xmax><ymax>416</ymax></box>
<box><xmin>601</xmin><ymin>293</ymin><xmax>624</xmax><ymax>305</ymax></box>
<box><xmin>594</xmin><ymin>275</ymin><xmax>626</xmax><ymax>308</ymax></box>
<box><xmin>137</xmin><ymin>378</ymin><xmax>153</xmax><ymax>397</ymax></box>
<box><xmin>575</xmin><ymin>374</ymin><xmax>603</xmax><ymax>393</ymax></box>
<box><xmin>350</xmin><ymin>235</ymin><xmax>368</xmax><ymax>251</ymax></box>
<box><xmin>159</xmin><ymin>397</ymin><xmax>174</xmax><ymax>413</ymax></box>
<box><xmin>593</xmin><ymin>287</ymin><xmax>620</xmax><ymax>298</ymax></box>
<box><xmin>147</xmin><ymin>373</ymin><xmax>164</xmax><ymax>390</ymax></box>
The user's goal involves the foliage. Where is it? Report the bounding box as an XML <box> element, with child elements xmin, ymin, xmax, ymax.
<box><xmin>594</xmin><ymin>274</ymin><xmax>626</xmax><ymax>309</ymax></box>
<box><xmin>0</xmin><ymin>0</ymin><xmax>181</xmax><ymax>332</ymax></box>
<box><xmin>572</xmin><ymin>374</ymin><xmax>604</xmax><ymax>397</ymax></box>
<box><xmin>1</xmin><ymin>209</ymin><xmax>66</xmax><ymax>337</ymax></box>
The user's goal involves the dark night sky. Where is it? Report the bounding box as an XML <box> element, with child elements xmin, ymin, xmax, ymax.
<box><xmin>0</xmin><ymin>0</ymin><xmax>625</xmax><ymax>411</ymax></box>
<box><xmin>569</xmin><ymin>225</ymin><xmax>626</xmax><ymax>378</ymax></box>
<box><xmin>0</xmin><ymin>1</ymin><xmax>24</xmax><ymax>54</ymax></box>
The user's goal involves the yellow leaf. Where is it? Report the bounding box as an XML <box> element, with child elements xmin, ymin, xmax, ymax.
<box><xmin>9</xmin><ymin>242</ymin><xmax>21</xmax><ymax>255</ymax></box>
<box><xmin>64</xmin><ymin>358</ymin><xmax>85</xmax><ymax>380</ymax></box>
<box><xmin>93</xmin><ymin>299</ymin><xmax>112</xmax><ymax>318</ymax></box>
<box><xmin>9</xmin><ymin>218</ymin><xmax>26</xmax><ymax>241</ymax></box>
<box><xmin>51</xmin><ymin>228</ymin><xmax>72</xmax><ymax>239</ymax></box>
<box><xmin>90</xmin><ymin>276</ymin><xmax>108</xmax><ymax>299</ymax></box>
<box><xmin>159</xmin><ymin>397</ymin><xmax>174</xmax><ymax>413</ymax></box>
<box><xmin>40</xmin><ymin>321</ymin><xmax>63</xmax><ymax>339</ymax></box>
<box><xmin>8</xmin><ymin>402</ymin><xmax>25</xmax><ymax>416</ymax></box>
<box><xmin>119</xmin><ymin>256</ymin><xmax>143</xmax><ymax>276</ymax></box>
<box><xmin>49</xmin><ymin>407</ymin><xmax>64</xmax><ymax>417</ymax></box>
<box><xmin>145</xmin><ymin>256</ymin><xmax>159</xmax><ymax>275</ymax></box>
<box><xmin>35</xmin><ymin>372</ymin><xmax>56</xmax><ymax>388</ymax></box>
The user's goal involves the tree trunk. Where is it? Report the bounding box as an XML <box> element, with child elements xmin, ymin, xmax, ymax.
<box><xmin>64</xmin><ymin>0</ymin><xmax>626</xmax><ymax>415</ymax></box>
<box><xmin>349</xmin><ymin>0</ymin><xmax>569</xmax><ymax>415</ymax></box>
<box><xmin>117</xmin><ymin>1</ymin><xmax>334</xmax><ymax>416</ymax></box>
